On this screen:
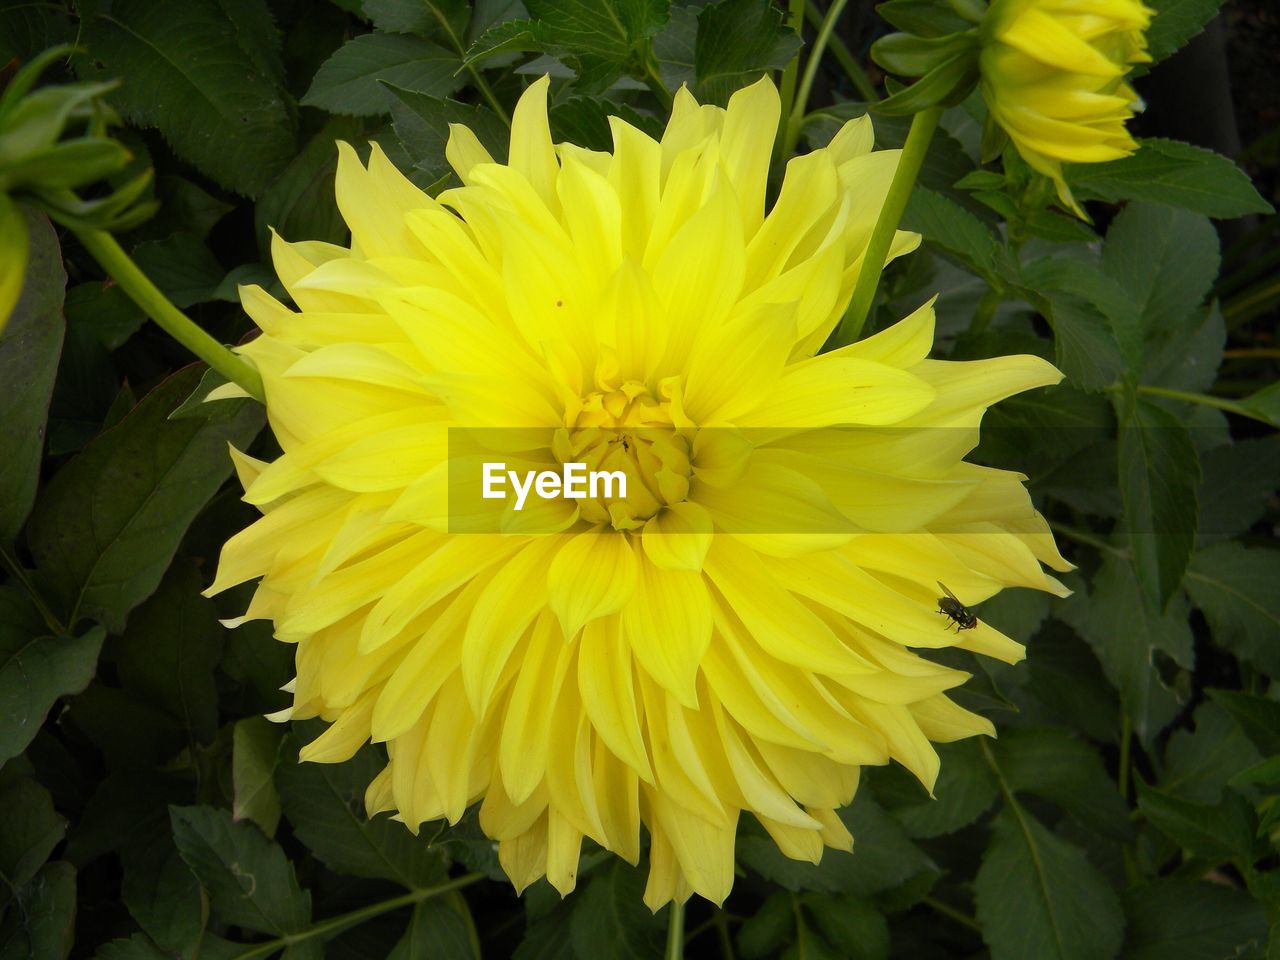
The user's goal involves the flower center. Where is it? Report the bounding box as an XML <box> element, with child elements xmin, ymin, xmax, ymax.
<box><xmin>555</xmin><ymin>380</ymin><xmax>693</xmax><ymax>529</ymax></box>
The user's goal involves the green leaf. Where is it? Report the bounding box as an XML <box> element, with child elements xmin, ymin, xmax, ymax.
<box><xmin>0</xmin><ymin>586</ymin><xmax>105</xmax><ymax>765</ymax></box>
<box><xmin>737</xmin><ymin>792</ymin><xmax>934</xmax><ymax>896</ymax></box>
<box><xmin>384</xmin><ymin>83</ymin><xmax>509</xmax><ymax>185</ymax></box>
<box><xmin>26</xmin><ymin>365</ymin><xmax>264</xmax><ymax>633</ymax></box>
<box><xmin>0</xmin><ymin>209</ymin><xmax>64</xmax><ymax>543</ymax></box>
<box><xmin>1185</xmin><ymin>542</ymin><xmax>1280</xmax><ymax>676</ymax></box>
<box><xmin>993</xmin><ymin>728</ymin><xmax>1130</xmax><ymax>840</ymax></box>
<box><xmin>1019</xmin><ymin>256</ymin><xmax>1141</xmax><ymax>375</ymax></box>
<box><xmin>0</xmin><ymin>860</ymin><xmax>76</xmax><ymax>960</ymax></box>
<box><xmin>1140</xmin><ymin>302</ymin><xmax>1224</xmax><ymax>393</ymax></box>
<box><xmin>1068</xmin><ymin>138</ymin><xmax>1271</xmax><ymax>217</ymax></box>
<box><xmin>77</xmin><ymin>0</ymin><xmax>296</xmax><ymax>196</ymax></box>
<box><xmin>1122</xmin><ymin>880</ymin><xmax>1268</xmax><ymax>960</ymax></box>
<box><xmin>1059</xmin><ymin>554</ymin><xmax>1191</xmax><ymax>743</ymax></box>
<box><xmin>569</xmin><ymin>860</ymin><xmax>664</xmax><ymax>960</ymax></box>
<box><xmin>365</xmin><ymin>0</ymin><xmax>470</xmax><ymax>40</ymax></box>
<box><xmin>694</xmin><ymin>0</ymin><xmax>800</xmax><ymax>105</ymax></box>
<box><xmin>302</xmin><ymin>32</ymin><xmax>464</xmax><ymax>116</ymax></box>
<box><xmin>275</xmin><ymin>733</ymin><xmax>447</xmax><ymax>887</ymax></box>
<box><xmin>389</xmin><ymin>897</ymin><xmax>476</xmax><ymax>960</ymax></box>
<box><xmin>1160</xmin><ymin>701</ymin><xmax>1263</xmax><ymax>804</ymax></box>
<box><xmin>131</xmin><ymin>234</ymin><xmax>226</xmax><ymax>309</ymax></box>
<box><xmin>737</xmin><ymin>892</ymin><xmax>792</xmax><ymax>959</ymax></box>
<box><xmin>902</xmin><ymin>186</ymin><xmax>999</xmax><ymax>282</ymax></box>
<box><xmin>1102</xmin><ymin>203</ymin><xmax>1219</xmax><ymax>352</ymax></box>
<box><xmin>1240</xmin><ymin>381</ymin><xmax>1280</xmax><ymax>428</ymax></box>
<box><xmin>974</xmin><ymin>806</ymin><xmax>1123</xmax><ymax>960</ymax></box>
<box><xmin>170</xmin><ymin>805</ymin><xmax>311</xmax><ymax>936</ymax></box>
<box><xmin>887</xmin><ymin>739</ymin><xmax>998</xmax><ymax>839</ymax></box>
<box><xmin>117</xmin><ymin>562</ymin><xmax>223</xmax><ymax>744</ymax></box>
<box><xmin>255</xmin><ymin>116</ymin><xmax>360</xmax><ymax>255</ymax></box>
<box><xmin>1197</xmin><ymin>438</ymin><xmax>1280</xmax><ymax>543</ymax></box>
<box><xmin>1118</xmin><ymin>397</ymin><xmax>1200</xmax><ymax>609</ymax></box>
<box><xmin>232</xmin><ymin>717</ymin><xmax>285</xmax><ymax>836</ymax></box>
<box><xmin>1207</xmin><ymin>689</ymin><xmax>1280</xmax><ymax>756</ymax></box>
<box><xmin>800</xmin><ymin>894</ymin><xmax>889</xmax><ymax>960</ymax></box>
<box><xmin>1144</xmin><ymin>0</ymin><xmax>1227</xmax><ymax>67</ymax></box>
<box><xmin>63</xmin><ymin>282</ymin><xmax>143</xmax><ymax>352</ymax></box>
<box><xmin>1135</xmin><ymin>780</ymin><xmax>1256</xmax><ymax>861</ymax></box>
<box><xmin>523</xmin><ymin>0</ymin><xmax>670</xmax><ymax>94</ymax></box>
<box><xmin>0</xmin><ymin>778</ymin><xmax>65</xmax><ymax>891</ymax></box>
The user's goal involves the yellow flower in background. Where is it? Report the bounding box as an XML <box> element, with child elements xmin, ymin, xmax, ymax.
<box><xmin>979</xmin><ymin>0</ymin><xmax>1153</xmax><ymax>216</ymax></box>
<box><xmin>209</xmin><ymin>76</ymin><xmax>1072</xmax><ymax>909</ymax></box>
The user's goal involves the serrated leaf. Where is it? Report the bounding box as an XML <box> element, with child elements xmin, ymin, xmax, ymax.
<box><xmin>890</xmin><ymin>739</ymin><xmax>998</xmax><ymax>839</ymax></box>
<box><xmin>1019</xmin><ymin>256</ymin><xmax>1141</xmax><ymax>375</ymax></box>
<box><xmin>384</xmin><ymin>83</ymin><xmax>509</xmax><ymax>184</ymax></box>
<box><xmin>1160</xmin><ymin>701</ymin><xmax>1263</xmax><ymax>803</ymax></box>
<box><xmin>0</xmin><ymin>209</ymin><xmax>64</xmax><ymax>543</ymax></box>
<box><xmin>365</xmin><ymin>0</ymin><xmax>470</xmax><ymax>40</ymax></box>
<box><xmin>255</xmin><ymin>116</ymin><xmax>360</xmax><ymax>255</ymax></box>
<box><xmin>1102</xmin><ymin>203</ymin><xmax>1219</xmax><ymax>356</ymax></box>
<box><xmin>63</xmin><ymin>282</ymin><xmax>143</xmax><ymax>352</ymax></box>
<box><xmin>1068</xmin><ymin>138</ymin><xmax>1270</xmax><ymax>217</ymax></box>
<box><xmin>694</xmin><ymin>0</ymin><xmax>800</xmax><ymax>105</ymax></box>
<box><xmin>569</xmin><ymin>860</ymin><xmax>664</xmax><ymax>960</ymax></box>
<box><xmin>1144</xmin><ymin>0</ymin><xmax>1227</xmax><ymax>67</ymax></box>
<box><xmin>302</xmin><ymin>32</ymin><xmax>464</xmax><ymax>116</ymax></box>
<box><xmin>0</xmin><ymin>778</ymin><xmax>66</xmax><ymax>891</ymax></box>
<box><xmin>974</xmin><ymin>806</ymin><xmax>1123</xmax><ymax>960</ymax></box>
<box><xmin>275</xmin><ymin>734</ymin><xmax>447</xmax><ymax>887</ymax></box>
<box><xmin>233</xmin><ymin>717</ymin><xmax>285</xmax><ymax>836</ymax></box>
<box><xmin>1135</xmin><ymin>780</ymin><xmax>1256</xmax><ymax>861</ymax></box>
<box><xmin>389</xmin><ymin>897</ymin><xmax>476</xmax><ymax>960</ymax></box>
<box><xmin>1118</xmin><ymin>397</ymin><xmax>1200</xmax><ymax>609</ymax></box>
<box><xmin>1140</xmin><ymin>302</ymin><xmax>1225</xmax><ymax>393</ymax></box>
<box><xmin>993</xmin><ymin>728</ymin><xmax>1130</xmax><ymax>840</ymax></box>
<box><xmin>1122</xmin><ymin>880</ymin><xmax>1268</xmax><ymax>960</ymax></box>
<box><xmin>26</xmin><ymin>365</ymin><xmax>264</xmax><ymax>633</ymax></box>
<box><xmin>117</xmin><ymin>562</ymin><xmax>223</xmax><ymax>744</ymax></box>
<box><xmin>170</xmin><ymin>805</ymin><xmax>311</xmax><ymax>936</ymax></box>
<box><xmin>1240</xmin><ymin>381</ymin><xmax>1280</xmax><ymax>428</ymax></box>
<box><xmin>77</xmin><ymin>0</ymin><xmax>295</xmax><ymax>196</ymax></box>
<box><xmin>902</xmin><ymin>186</ymin><xmax>999</xmax><ymax>282</ymax></box>
<box><xmin>1185</xmin><ymin>543</ymin><xmax>1280</xmax><ymax>676</ymax></box>
<box><xmin>131</xmin><ymin>234</ymin><xmax>226</xmax><ymax>309</ymax></box>
<box><xmin>523</xmin><ymin>0</ymin><xmax>670</xmax><ymax>93</ymax></box>
<box><xmin>0</xmin><ymin>860</ymin><xmax>76</xmax><ymax>960</ymax></box>
<box><xmin>1207</xmin><ymin>689</ymin><xmax>1280</xmax><ymax>756</ymax></box>
<box><xmin>1059</xmin><ymin>554</ymin><xmax>1191</xmax><ymax>743</ymax></box>
<box><xmin>0</xmin><ymin>586</ymin><xmax>105</xmax><ymax>765</ymax></box>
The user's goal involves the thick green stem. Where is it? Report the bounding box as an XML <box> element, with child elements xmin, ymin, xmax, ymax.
<box><xmin>666</xmin><ymin>898</ymin><xmax>686</xmax><ymax>960</ymax></box>
<box><xmin>75</xmin><ymin>228</ymin><xmax>264</xmax><ymax>402</ymax></box>
<box><xmin>230</xmin><ymin>873</ymin><xmax>484</xmax><ymax>960</ymax></box>
<box><xmin>838</xmin><ymin>105</ymin><xmax>941</xmax><ymax>343</ymax></box>
<box><xmin>1136</xmin><ymin>383</ymin><xmax>1276</xmax><ymax>428</ymax></box>
<box><xmin>782</xmin><ymin>0</ymin><xmax>851</xmax><ymax>157</ymax></box>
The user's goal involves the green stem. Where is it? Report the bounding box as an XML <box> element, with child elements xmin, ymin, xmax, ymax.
<box><xmin>427</xmin><ymin>5</ymin><xmax>510</xmax><ymax>126</ymax></box>
<box><xmin>644</xmin><ymin>49</ymin><xmax>674</xmax><ymax>113</ymax></box>
<box><xmin>837</xmin><ymin>105</ymin><xmax>941</xmax><ymax>343</ymax></box>
<box><xmin>775</xmin><ymin>0</ymin><xmax>808</xmax><ymax>160</ymax></box>
<box><xmin>1118</xmin><ymin>712</ymin><xmax>1132</xmax><ymax>801</ymax></box>
<box><xmin>0</xmin><ymin>545</ymin><xmax>65</xmax><ymax>634</ymax></box>
<box><xmin>1136</xmin><ymin>383</ymin><xmax>1277</xmax><ymax>428</ymax></box>
<box><xmin>1223</xmin><ymin>348</ymin><xmax>1280</xmax><ymax>360</ymax></box>
<box><xmin>666</xmin><ymin>898</ymin><xmax>686</xmax><ymax>960</ymax></box>
<box><xmin>75</xmin><ymin>229</ymin><xmax>265</xmax><ymax>402</ymax></box>
<box><xmin>782</xmin><ymin>0</ymin><xmax>851</xmax><ymax>157</ymax></box>
<box><xmin>1047</xmin><ymin>519</ymin><xmax>1128</xmax><ymax>558</ymax></box>
<box><xmin>805</xmin><ymin>2</ymin><xmax>877</xmax><ymax>100</ymax></box>
<box><xmin>922</xmin><ymin>896</ymin><xmax>981</xmax><ymax>933</ymax></box>
<box><xmin>230</xmin><ymin>873</ymin><xmax>484</xmax><ymax>960</ymax></box>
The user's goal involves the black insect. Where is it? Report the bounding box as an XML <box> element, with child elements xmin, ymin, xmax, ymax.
<box><xmin>936</xmin><ymin>581</ymin><xmax>978</xmax><ymax>631</ymax></box>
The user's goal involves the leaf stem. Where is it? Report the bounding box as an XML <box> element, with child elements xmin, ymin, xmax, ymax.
<box><xmin>1047</xmin><ymin>520</ymin><xmax>1128</xmax><ymax>558</ymax></box>
<box><xmin>837</xmin><ymin>105</ymin><xmax>941</xmax><ymax>343</ymax></box>
<box><xmin>804</xmin><ymin>1</ymin><xmax>877</xmax><ymax>100</ymax></box>
<box><xmin>922</xmin><ymin>895</ymin><xmax>981</xmax><ymax>933</ymax></box>
<box><xmin>74</xmin><ymin>228</ymin><xmax>265</xmax><ymax>402</ymax></box>
<box><xmin>775</xmin><ymin>0</ymin><xmax>808</xmax><ymax>161</ymax></box>
<box><xmin>644</xmin><ymin>48</ymin><xmax>674</xmax><ymax>113</ymax></box>
<box><xmin>0</xmin><ymin>544</ymin><xmax>65</xmax><ymax>634</ymax></box>
<box><xmin>230</xmin><ymin>872</ymin><xmax>485</xmax><ymax>960</ymax></box>
<box><xmin>1136</xmin><ymin>383</ymin><xmax>1275</xmax><ymax>427</ymax></box>
<box><xmin>782</xmin><ymin>0</ymin><xmax>851</xmax><ymax>157</ymax></box>
<box><xmin>666</xmin><ymin>897</ymin><xmax>686</xmax><ymax>960</ymax></box>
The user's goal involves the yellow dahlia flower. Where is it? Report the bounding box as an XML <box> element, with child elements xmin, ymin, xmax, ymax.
<box><xmin>210</xmin><ymin>76</ymin><xmax>1072</xmax><ymax>908</ymax></box>
<box><xmin>979</xmin><ymin>0</ymin><xmax>1153</xmax><ymax>215</ymax></box>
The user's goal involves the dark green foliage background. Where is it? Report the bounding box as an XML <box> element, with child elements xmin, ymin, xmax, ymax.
<box><xmin>1</xmin><ymin>0</ymin><xmax>1278</xmax><ymax>958</ymax></box>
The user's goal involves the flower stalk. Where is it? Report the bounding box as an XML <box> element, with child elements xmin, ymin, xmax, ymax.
<box><xmin>839</xmin><ymin>105</ymin><xmax>942</xmax><ymax>343</ymax></box>
<box><xmin>75</xmin><ymin>227</ymin><xmax>265</xmax><ymax>402</ymax></box>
